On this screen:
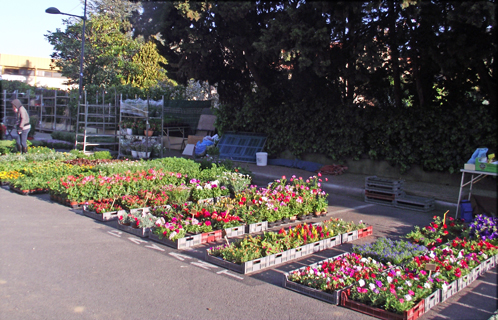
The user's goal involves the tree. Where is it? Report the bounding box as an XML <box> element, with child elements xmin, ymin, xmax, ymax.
<box><xmin>45</xmin><ymin>0</ymin><xmax>174</xmax><ymax>90</ymax></box>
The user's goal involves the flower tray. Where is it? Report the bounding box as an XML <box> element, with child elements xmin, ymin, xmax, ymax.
<box><xmin>440</xmin><ymin>279</ymin><xmax>458</xmax><ymax>303</ymax></box>
<box><xmin>424</xmin><ymin>289</ymin><xmax>441</xmax><ymax>313</ymax></box>
<box><xmin>9</xmin><ymin>186</ymin><xmax>47</xmax><ymax>196</ymax></box>
<box><xmin>286</xmin><ymin>245</ymin><xmax>309</xmax><ymax>261</ymax></box>
<box><xmin>470</xmin><ymin>264</ymin><xmax>483</xmax><ymax>282</ymax></box>
<box><xmin>282</xmin><ymin>254</ymin><xmax>352</xmax><ymax>305</ymax></box>
<box><xmin>223</xmin><ymin>225</ymin><xmax>246</xmax><ymax>238</ymax></box>
<box><xmin>196</xmin><ymin>198</ymin><xmax>215</xmax><ymax>205</ymax></box>
<box><xmin>341</xmin><ymin>230</ymin><xmax>359</xmax><ymax>243</ymax></box>
<box><xmin>205</xmin><ymin>237</ymin><xmax>342</xmax><ymax>274</ymax></box>
<box><xmin>129</xmin><ymin>204</ymin><xmax>171</xmax><ymax>215</ymax></box>
<box><xmin>149</xmin><ymin>232</ymin><xmax>202</xmax><ymax>250</ymax></box>
<box><xmin>457</xmin><ymin>273</ymin><xmax>473</xmax><ymax>291</ymax></box>
<box><xmin>357</xmin><ymin>226</ymin><xmax>373</xmax><ymax>239</ymax></box>
<box><xmin>481</xmin><ymin>256</ymin><xmax>496</xmax><ymax>273</ymax></box>
<box><xmin>340</xmin><ymin>289</ymin><xmax>425</xmax><ymax>320</ymax></box>
<box><xmin>9</xmin><ymin>186</ymin><xmax>30</xmax><ymax>195</ymax></box>
<box><xmin>267</xmin><ymin>251</ymin><xmax>288</xmax><ymax>267</ymax></box>
<box><xmin>50</xmin><ymin>194</ymin><xmax>86</xmax><ymax>209</ymax></box>
<box><xmin>116</xmin><ymin>222</ymin><xmax>151</xmax><ymax>238</ymax></box>
<box><xmin>205</xmin><ymin>253</ymin><xmax>269</xmax><ymax>274</ymax></box>
<box><xmin>246</xmin><ymin>221</ymin><xmax>268</xmax><ymax>234</ymax></box>
<box><xmin>283</xmin><ymin>274</ymin><xmax>347</xmax><ymax>305</ymax></box>
<box><xmin>201</xmin><ymin>230</ymin><xmax>223</xmax><ymax>243</ymax></box>
<box><xmin>82</xmin><ymin>208</ymin><xmax>125</xmax><ymax>222</ymax></box>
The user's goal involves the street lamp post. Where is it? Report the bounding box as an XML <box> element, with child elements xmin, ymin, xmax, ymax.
<box><xmin>46</xmin><ymin>0</ymin><xmax>87</xmax><ymax>100</ymax></box>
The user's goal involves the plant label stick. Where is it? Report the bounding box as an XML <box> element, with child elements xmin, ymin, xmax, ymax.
<box><xmin>224</xmin><ymin>235</ymin><xmax>229</xmax><ymax>246</ymax></box>
<box><xmin>425</xmin><ymin>263</ymin><xmax>437</xmax><ymax>278</ymax></box>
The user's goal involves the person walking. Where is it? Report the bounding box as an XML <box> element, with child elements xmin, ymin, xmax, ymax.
<box><xmin>11</xmin><ymin>99</ymin><xmax>31</xmax><ymax>153</ymax></box>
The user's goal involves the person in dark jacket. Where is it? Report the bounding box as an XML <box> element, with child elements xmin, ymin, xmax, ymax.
<box><xmin>11</xmin><ymin>99</ymin><xmax>31</xmax><ymax>153</ymax></box>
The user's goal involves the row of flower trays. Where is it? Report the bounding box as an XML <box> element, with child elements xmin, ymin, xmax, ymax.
<box><xmin>81</xmin><ymin>202</ymin><xmax>263</xmax><ymax>249</ymax></box>
<box><xmin>280</xmin><ymin>214</ymin><xmax>498</xmax><ymax>320</ymax></box>
<box><xmin>283</xmin><ymin>253</ymin><xmax>496</xmax><ymax>320</ymax></box>
<box><xmin>205</xmin><ymin>221</ymin><xmax>373</xmax><ymax>274</ymax></box>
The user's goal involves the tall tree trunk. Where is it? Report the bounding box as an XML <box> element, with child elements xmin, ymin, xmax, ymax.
<box><xmin>412</xmin><ymin>54</ymin><xmax>425</xmax><ymax>107</ymax></box>
<box><xmin>389</xmin><ymin>1</ymin><xmax>402</xmax><ymax>108</ymax></box>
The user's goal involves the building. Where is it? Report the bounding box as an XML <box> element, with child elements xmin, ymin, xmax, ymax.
<box><xmin>0</xmin><ymin>54</ymin><xmax>72</xmax><ymax>90</ymax></box>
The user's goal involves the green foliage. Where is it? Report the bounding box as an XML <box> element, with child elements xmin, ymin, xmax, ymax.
<box><xmin>28</xmin><ymin>116</ymin><xmax>38</xmax><ymax>138</ymax></box>
<box><xmin>217</xmin><ymin>90</ymin><xmax>496</xmax><ymax>173</ymax></box>
<box><xmin>0</xmin><ymin>140</ymin><xmax>15</xmax><ymax>155</ymax></box>
<box><xmin>92</xmin><ymin>151</ymin><xmax>112</xmax><ymax>160</ymax></box>
<box><xmin>51</xmin><ymin>131</ymin><xmax>76</xmax><ymax>144</ymax></box>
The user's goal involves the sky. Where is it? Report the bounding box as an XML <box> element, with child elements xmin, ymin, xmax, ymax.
<box><xmin>0</xmin><ymin>0</ymin><xmax>84</xmax><ymax>59</ymax></box>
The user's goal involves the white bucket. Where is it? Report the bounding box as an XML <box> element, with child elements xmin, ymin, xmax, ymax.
<box><xmin>256</xmin><ymin>152</ymin><xmax>268</xmax><ymax>166</ymax></box>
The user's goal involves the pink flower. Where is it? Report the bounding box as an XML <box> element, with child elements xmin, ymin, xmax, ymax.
<box><xmin>205</xmin><ymin>221</ymin><xmax>211</xmax><ymax>226</ymax></box>
<box><xmin>399</xmin><ymin>299</ymin><xmax>404</xmax><ymax>303</ymax></box>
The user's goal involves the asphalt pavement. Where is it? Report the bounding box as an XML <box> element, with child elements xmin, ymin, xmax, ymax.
<box><xmin>1</xmin><ymin>133</ymin><xmax>496</xmax><ymax>320</ymax></box>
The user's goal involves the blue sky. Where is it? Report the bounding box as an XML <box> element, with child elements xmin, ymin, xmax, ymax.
<box><xmin>0</xmin><ymin>0</ymin><xmax>84</xmax><ymax>59</ymax></box>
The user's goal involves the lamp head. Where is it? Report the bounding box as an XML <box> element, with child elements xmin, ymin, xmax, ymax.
<box><xmin>45</xmin><ymin>7</ymin><xmax>61</xmax><ymax>14</ymax></box>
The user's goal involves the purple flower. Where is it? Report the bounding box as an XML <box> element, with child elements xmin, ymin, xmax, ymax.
<box><xmin>376</xmin><ymin>280</ymin><xmax>383</xmax><ymax>288</ymax></box>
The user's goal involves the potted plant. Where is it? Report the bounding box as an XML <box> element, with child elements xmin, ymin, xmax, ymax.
<box><xmin>137</xmin><ymin>121</ymin><xmax>146</xmax><ymax>135</ymax></box>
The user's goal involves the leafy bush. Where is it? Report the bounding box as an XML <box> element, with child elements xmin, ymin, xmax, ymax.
<box><xmin>93</xmin><ymin>151</ymin><xmax>112</xmax><ymax>160</ymax></box>
<box><xmin>0</xmin><ymin>140</ymin><xmax>15</xmax><ymax>155</ymax></box>
<box><xmin>51</xmin><ymin>131</ymin><xmax>76</xmax><ymax>143</ymax></box>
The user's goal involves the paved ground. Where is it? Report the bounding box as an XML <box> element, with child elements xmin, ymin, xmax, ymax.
<box><xmin>1</xmin><ymin>133</ymin><xmax>496</xmax><ymax>319</ymax></box>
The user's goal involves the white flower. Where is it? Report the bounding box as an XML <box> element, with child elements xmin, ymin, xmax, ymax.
<box><xmin>359</xmin><ymin>279</ymin><xmax>365</xmax><ymax>287</ymax></box>
<box><xmin>196</xmin><ymin>185</ymin><xmax>203</xmax><ymax>190</ymax></box>
<box><xmin>405</xmin><ymin>280</ymin><xmax>412</xmax><ymax>287</ymax></box>
<box><xmin>396</xmin><ymin>270</ymin><xmax>401</xmax><ymax>276</ymax></box>
<box><xmin>429</xmin><ymin>252</ymin><xmax>436</xmax><ymax>259</ymax></box>
<box><xmin>169</xmin><ymin>231</ymin><xmax>177</xmax><ymax>240</ymax></box>
<box><xmin>424</xmin><ymin>282</ymin><xmax>431</xmax><ymax>289</ymax></box>
<box><xmin>369</xmin><ymin>283</ymin><xmax>376</xmax><ymax>290</ymax></box>
<box><xmin>482</xmin><ymin>253</ymin><xmax>488</xmax><ymax>259</ymax></box>
<box><xmin>360</xmin><ymin>258</ymin><xmax>367</xmax><ymax>263</ymax></box>
<box><xmin>387</xmin><ymin>276</ymin><xmax>393</xmax><ymax>284</ymax></box>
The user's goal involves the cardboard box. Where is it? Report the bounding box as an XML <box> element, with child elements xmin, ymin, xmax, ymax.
<box><xmin>464</xmin><ymin>163</ymin><xmax>475</xmax><ymax>171</ymax></box>
<box><xmin>476</xmin><ymin>157</ymin><xmax>498</xmax><ymax>173</ymax></box>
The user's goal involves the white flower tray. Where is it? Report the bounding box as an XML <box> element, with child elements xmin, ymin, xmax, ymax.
<box><xmin>341</xmin><ymin>230</ymin><xmax>359</xmax><ymax>243</ymax></box>
<box><xmin>149</xmin><ymin>232</ymin><xmax>202</xmax><ymax>250</ymax></box>
<box><xmin>424</xmin><ymin>289</ymin><xmax>441</xmax><ymax>312</ymax></box>
<box><xmin>481</xmin><ymin>256</ymin><xmax>496</xmax><ymax>273</ymax></box>
<box><xmin>223</xmin><ymin>225</ymin><xmax>246</xmax><ymax>238</ymax></box>
<box><xmin>246</xmin><ymin>221</ymin><xmax>268</xmax><ymax>234</ymax></box>
<box><xmin>82</xmin><ymin>208</ymin><xmax>125</xmax><ymax>222</ymax></box>
<box><xmin>282</xmin><ymin>253</ymin><xmax>351</xmax><ymax>305</ymax></box>
<box><xmin>205</xmin><ymin>236</ymin><xmax>342</xmax><ymax>275</ymax></box>
<box><xmin>205</xmin><ymin>253</ymin><xmax>269</xmax><ymax>274</ymax></box>
<box><xmin>115</xmin><ymin>222</ymin><xmax>151</xmax><ymax>238</ymax></box>
<box><xmin>440</xmin><ymin>279</ymin><xmax>458</xmax><ymax>302</ymax></box>
<box><xmin>457</xmin><ymin>272</ymin><xmax>473</xmax><ymax>291</ymax></box>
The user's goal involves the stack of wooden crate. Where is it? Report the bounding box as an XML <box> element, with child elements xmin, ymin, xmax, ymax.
<box><xmin>364</xmin><ymin>176</ymin><xmax>435</xmax><ymax>212</ymax></box>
